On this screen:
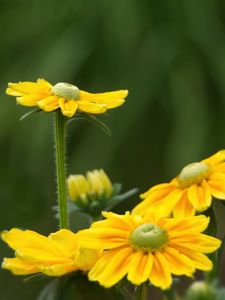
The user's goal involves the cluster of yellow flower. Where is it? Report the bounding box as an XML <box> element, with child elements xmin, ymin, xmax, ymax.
<box><xmin>2</xmin><ymin>79</ymin><xmax>224</xmax><ymax>294</ymax></box>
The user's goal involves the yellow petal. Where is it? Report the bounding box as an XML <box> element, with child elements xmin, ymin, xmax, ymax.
<box><xmin>202</xmin><ymin>150</ymin><xmax>225</xmax><ymax>166</ymax></box>
<box><xmin>38</xmin><ymin>96</ymin><xmax>59</xmax><ymax>112</ymax></box>
<box><xmin>77</xmin><ymin>101</ymin><xmax>107</xmax><ymax>114</ymax></box>
<box><xmin>133</xmin><ymin>188</ymin><xmax>181</xmax><ymax>217</ymax></box>
<box><xmin>39</xmin><ymin>263</ymin><xmax>76</xmax><ymax>276</ymax></box>
<box><xmin>127</xmin><ymin>251</ymin><xmax>153</xmax><ymax>285</ymax></box>
<box><xmin>58</xmin><ymin>99</ymin><xmax>78</xmax><ymax>117</ymax></box>
<box><xmin>163</xmin><ymin>215</ymin><xmax>209</xmax><ymax>234</ymax></box>
<box><xmin>149</xmin><ymin>252</ymin><xmax>172</xmax><ymax>289</ymax></box>
<box><xmin>169</xmin><ymin>234</ymin><xmax>221</xmax><ymax>254</ymax></box>
<box><xmin>89</xmin><ymin>247</ymin><xmax>133</xmax><ymax>288</ymax></box>
<box><xmin>171</xmin><ymin>245</ymin><xmax>213</xmax><ymax>271</ymax></box>
<box><xmin>2</xmin><ymin>258</ymin><xmax>38</xmax><ymax>275</ymax></box>
<box><xmin>77</xmin><ymin>227</ymin><xmax>128</xmax><ymax>249</ymax></box>
<box><xmin>163</xmin><ymin>247</ymin><xmax>194</xmax><ymax>276</ymax></box>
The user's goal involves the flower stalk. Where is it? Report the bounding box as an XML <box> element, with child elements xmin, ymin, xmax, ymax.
<box><xmin>136</xmin><ymin>283</ymin><xmax>148</xmax><ymax>300</ymax></box>
<box><xmin>54</xmin><ymin>110</ymin><xmax>69</xmax><ymax>229</ymax></box>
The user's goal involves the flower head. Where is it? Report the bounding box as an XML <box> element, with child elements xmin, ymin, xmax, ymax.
<box><xmin>77</xmin><ymin>210</ymin><xmax>221</xmax><ymax>289</ymax></box>
<box><xmin>68</xmin><ymin>169</ymin><xmax>113</xmax><ymax>204</ymax></box>
<box><xmin>1</xmin><ymin>229</ymin><xmax>100</xmax><ymax>276</ymax></box>
<box><xmin>133</xmin><ymin>150</ymin><xmax>225</xmax><ymax>218</ymax></box>
<box><xmin>6</xmin><ymin>79</ymin><xmax>128</xmax><ymax>117</ymax></box>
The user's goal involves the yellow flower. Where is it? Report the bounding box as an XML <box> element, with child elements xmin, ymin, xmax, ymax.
<box><xmin>68</xmin><ymin>169</ymin><xmax>113</xmax><ymax>203</ymax></box>
<box><xmin>133</xmin><ymin>150</ymin><xmax>225</xmax><ymax>218</ymax></box>
<box><xmin>1</xmin><ymin>228</ymin><xmax>100</xmax><ymax>276</ymax></box>
<box><xmin>6</xmin><ymin>79</ymin><xmax>128</xmax><ymax>117</ymax></box>
<box><xmin>77</xmin><ymin>210</ymin><xmax>221</xmax><ymax>289</ymax></box>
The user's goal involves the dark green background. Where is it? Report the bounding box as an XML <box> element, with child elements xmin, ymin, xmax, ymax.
<box><xmin>1</xmin><ymin>0</ymin><xmax>225</xmax><ymax>299</ymax></box>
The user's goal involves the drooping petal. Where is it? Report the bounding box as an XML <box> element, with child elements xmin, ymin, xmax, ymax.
<box><xmin>1</xmin><ymin>229</ymin><xmax>67</xmax><ymax>257</ymax></box>
<box><xmin>49</xmin><ymin>229</ymin><xmax>78</xmax><ymax>253</ymax></box>
<box><xmin>77</xmin><ymin>101</ymin><xmax>107</xmax><ymax>114</ymax></box>
<box><xmin>6</xmin><ymin>80</ymin><xmax>51</xmax><ymax>96</ymax></box>
<box><xmin>127</xmin><ymin>251</ymin><xmax>153</xmax><ymax>285</ymax></box>
<box><xmin>172</xmin><ymin>190</ymin><xmax>195</xmax><ymax>218</ymax></box>
<box><xmin>16</xmin><ymin>94</ymin><xmax>46</xmax><ymax>106</ymax></box>
<box><xmin>39</xmin><ymin>263</ymin><xmax>76</xmax><ymax>276</ymax></box>
<box><xmin>187</xmin><ymin>183</ymin><xmax>211</xmax><ymax>211</ymax></box>
<box><xmin>149</xmin><ymin>252</ymin><xmax>172</xmax><ymax>289</ymax></box>
<box><xmin>38</xmin><ymin>96</ymin><xmax>59</xmax><ymax>112</ymax></box>
<box><xmin>208</xmin><ymin>172</ymin><xmax>225</xmax><ymax>199</ymax></box>
<box><xmin>74</xmin><ymin>248</ymin><xmax>101</xmax><ymax>271</ymax></box>
<box><xmin>58</xmin><ymin>99</ymin><xmax>78</xmax><ymax>117</ymax></box>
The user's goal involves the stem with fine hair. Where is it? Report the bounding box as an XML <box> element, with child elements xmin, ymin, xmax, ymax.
<box><xmin>135</xmin><ymin>283</ymin><xmax>148</xmax><ymax>300</ymax></box>
<box><xmin>54</xmin><ymin>110</ymin><xmax>69</xmax><ymax>229</ymax></box>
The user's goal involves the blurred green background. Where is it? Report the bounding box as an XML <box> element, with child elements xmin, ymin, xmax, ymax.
<box><xmin>1</xmin><ymin>0</ymin><xmax>225</xmax><ymax>299</ymax></box>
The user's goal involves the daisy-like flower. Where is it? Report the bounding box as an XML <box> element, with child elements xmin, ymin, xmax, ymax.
<box><xmin>133</xmin><ymin>150</ymin><xmax>225</xmax><ymax>218</ymax></box>
<box><xmin>77</xmin><ymin>210</ymin><xmax>221</xmax><ymax>289</ymax></box>
<box><xmin>1</xmin><ymin>229</ymin><xmax>100</xmax><ymax>276</ymax></box>
<box><xmin>6</xmin><ymin>79</ymin><xmax>128</xmax><ymax>117</ymax></box>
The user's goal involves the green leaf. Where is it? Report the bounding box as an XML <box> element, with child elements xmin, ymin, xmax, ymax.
<box><xmin>37</xmin><ymin>274</ymin><xmax>126</xmax><ymax>300</ymax></box>
<box><xmin>69</xmin><ymin>211</ymin><xmax>93</xmax><ymax>232</ymax></box>
<box><xmin>69</xmin><ymin>113</ymin><xmax>111</xmax><ymax>136</ymax></box>
<box><xmin>106</xmin><ymin>188</ymin><xmax>138</xmax><ymax>210</ymax></box>
<box><xmin>112</xmin><ymin>183</ymin><xmax>122</xmax><ymax>197</ymax></box>
<box><xmin>20</xmin><ymin>108</ymin><xmax>42</xmax><ymax>120</ymax></box>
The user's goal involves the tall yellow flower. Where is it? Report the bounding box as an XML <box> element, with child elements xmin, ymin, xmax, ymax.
<box><xmin>1</xmin><ymin>229</ymin><xmax>100</xmax><ymax>276</ymax></box>
<box><xmin>77</xmin><ymin>210</ymin><xmax>221</xmax><ymax>289</ymax></box>
<box><xmin>6</xmin><ymin>79</ymin><xmax>128</xmax><ymax>117</ymax></box>
<box><xmin>133</xmin><ymin>150</ymin><xmax>225</xmax><ymax>218</ymax></box>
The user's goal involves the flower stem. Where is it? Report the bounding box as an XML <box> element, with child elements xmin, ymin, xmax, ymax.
<box><xmin>135</xmin><ymin>283</ymin><xmax>148</xmax><ymax>300</ymax></box>
<box><xmin>54</xmin><ymin>110</ymin><xmax>69</xmax><ymax>229</ymax></box>
<box><xmin>163</xmin><ymin>288</ymin><xmax>177</xmax><ymax>300</ymax></box>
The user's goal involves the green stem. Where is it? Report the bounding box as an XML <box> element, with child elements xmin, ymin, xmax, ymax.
<box><xmin>54</xmin><ymin>110</ymin><xmax>69</xmax><ymax>229</ymax></box>
<box><xmin>135</xmin><ymin>284</ymin><xmax>148</xmax><ymax>300</ymax></box>
<box><xmin>163</xmin><ymin>288</ymin><xmax>177</xmax><ymax>300</ymax></box>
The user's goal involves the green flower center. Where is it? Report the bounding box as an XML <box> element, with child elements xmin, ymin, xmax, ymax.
<box><xmin>177</xmin><ymin>162</ymin><xmax>210</xmax><ymax>188</ymax></box>
<box><xmin>52</xmin><ymin>82</ymin><xmax>80</xmax><ymax>100</ymax></box>
<box><xmin>130</xmin><ymin>223</ymin><xmax>168</xmax><ymax>251</ymax></box>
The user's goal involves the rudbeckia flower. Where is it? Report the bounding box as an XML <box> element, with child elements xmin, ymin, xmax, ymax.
<box><xmin>77</xmin><ymin>210</ymin><xmax>221</xmax><ymax>289</ymax></box>
<box><xmin>1</xmin><ymin>229</ymin><xmax>100</xmax><ymax>276</ymax></box>
<box><xmin>133</xmin><ymin>150</ymin><xmax>225</xmax><ymax>218</ymax></box>
<box><xmin>6</xmin><ymin>79</ymin><xmax>128</xmax><ymax>117</ymax></box>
